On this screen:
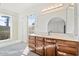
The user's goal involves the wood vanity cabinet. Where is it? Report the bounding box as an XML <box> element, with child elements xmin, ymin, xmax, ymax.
<box><xmin>29</xmin><ymin>36</ymin><xmax>36</xmax><ymax>52</ymax></box>
<box><xmin>36</xmin><ymin>37</ymin><xmax>44</xmax><ymax>56</ymax></box>
<box><xmin>56</xmin><ymin>40</ymin><xmax>78</xmax><ymax>56</ymax></box>
<box><xmin>44</xmin><ymin>38</ymin><xmax>56</xmax><ymax>56</ymax></box>
<box><xmin>29</xmin><ymin>35</ymin><xmax>79</xmax><ymax>56</ymax></box>
<box><xmin>77</xmin><ymin>43</ymin><xmax>79</xmax><ymax>55</ymax></box>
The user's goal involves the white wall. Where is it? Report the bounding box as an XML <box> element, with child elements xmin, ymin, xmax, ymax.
<box><xmin>66</xmin><ymin>7</ymin><xmax>75</xmax><ymax>35</ymax></box>
<box><xmin>11</xmin><ymin>15</ymin><xmax>18</xmax><ymax>40</ymax></box>
<box><xmin>35</xmin><ymin>7</ymin><xmax>75</xmax><ymax>35</ymax></box>
<box><xmin>18</xmin><ymin>13</ymin><xmax>28</xmax><ymax>42</ymax></box>
<box><xmin>76</xmin><ymin>4</ymin><xmax>79</xmax><ymax>36</ymax></box>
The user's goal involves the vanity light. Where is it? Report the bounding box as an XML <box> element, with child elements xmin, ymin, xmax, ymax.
<box><xmin>41</xmin><ymin>4</ymin><xmax>63</xmax><ymax>12</ymax></box>
<box><xmin>43</xmin><ymin>7</ymin><xmax>63</xmax><ymax>15</ymax></box>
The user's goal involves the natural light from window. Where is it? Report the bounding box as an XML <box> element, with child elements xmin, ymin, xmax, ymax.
<box><xmin>28</xmin><ymin>15</ymin><xmax>36</xmax><ymax>34</ymax></box>
<box><xmin>0</xmin><ymin>16</ymin><xmax>11</xmax><ymax>40</ymax></box>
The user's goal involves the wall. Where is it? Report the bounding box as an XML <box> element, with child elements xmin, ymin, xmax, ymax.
<box><xmin>66</xmin><ymin>7</ymin><xmax>75</xmax><ymax>35</ymax></box>
<box><xmin>11</xmin><ymin>15</ymin><xmax>18</xmax><ymax>40</ymax></box>
<box><xmin>35</xmin><ymin>7</ymin><xmax>75</xmax><ymax>35</ymax></box>
<box><xmin>77</xmin><ymin>4</ymin><xmax>79</xmax><ymax>36</ymax></box>
<box><xmin>18</xmin><ymin>13</ymin><xmax>28</xmax><ymax>42</ymax></box>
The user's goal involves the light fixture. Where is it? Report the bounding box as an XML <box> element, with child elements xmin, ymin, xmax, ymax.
<box><xmin>41</xmin><ymin>4</ymin><xmax>63</xmax><ymax>12</ymax></box>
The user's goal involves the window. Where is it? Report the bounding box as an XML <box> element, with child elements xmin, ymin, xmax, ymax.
<box><xmin>28</xmin><ymin>15</ymin><xmax>36</xmax><ymax>34</ymax></box>
<box><xmin>28</xmin><ymin>15</ymin><xmax>36</xmax><ymax>26</ymax></box>
<box><xmin>0</xmin><ymin>16</ymin><xmax>10</xmax><ymax>26</ymax></box>
<box><xmin>0</xmin><ymin>16</ymin><xmax>11</xmax><ymax>40</ymax></box>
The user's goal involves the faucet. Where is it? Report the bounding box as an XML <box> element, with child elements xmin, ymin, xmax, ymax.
<box><xmin>48</xmin><ymin>31</ymin><xmax>52</xmax><ymax>35</ymax></box>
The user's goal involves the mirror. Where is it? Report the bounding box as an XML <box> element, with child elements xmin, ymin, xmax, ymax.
<box><xmin>48</xmin><ymin>17</ymin><xmax>66</xmax><ymax>35</ymax></box>
<box><xmin>47</xmin><ymin>4</ymin><xmax>77</xmax><ymax>36</ymax></box>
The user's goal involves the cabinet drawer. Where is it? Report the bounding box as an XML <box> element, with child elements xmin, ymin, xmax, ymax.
<box><xmin>29</xmin><ymin>36</ymin><xmax>35</xmax><ymax>43</ymax></box>
<box><xmin>57</xmin><ymin>45</ymin><xmax>77</xmax><ymax>55</ymax></box>
<box><xmin>36</xmin><ymin>40</ymin><xmax>43</xmax><ymax>46</ymax></box>
<box><xmin>57</xmin><ymin>40</ymin><xmax>77</xmax><ymax>48</ymax></box>
<box><xmin>45</xmin><ymin>38</ymin><xmax>56</xmax><ymax>43</ymax></box>
<box><xmin>36</xmin><ymin>40</ymin><xmax>43</xmax><ymax>49</ymax></box>
<box><xmin>29</xmin><ymin>43</ymin><xmax>35</xmax><ymax>48</ymax></box>
<box><xmin>29</xmin><ymin>39</ymin><xmax>35</xmax><ymax>44</ymax></box>
<box><xmin>57</xmin><ymin>51</ymin><xmax>74</xmax><ymax>56</ymax></box>
<box><xmin>29</xmin><ymin>36</ymin><xmax>35</xmax><ymax>40</ymax></box>
<box><xmin>36</xmin><ymin>37</ymin><xmax>43</xmax><ymax>41</ymax></box>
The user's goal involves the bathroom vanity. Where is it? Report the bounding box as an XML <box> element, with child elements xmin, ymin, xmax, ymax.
<box><xmin>29</xmin><ymin>34</ymin><xmax>79</xmax><ymax>56</ymax></box>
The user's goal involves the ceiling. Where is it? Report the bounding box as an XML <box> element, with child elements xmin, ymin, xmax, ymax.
<box><xmin>0</xmin><ymin>3</ymin><xmax>36</xmax><ymax>13</ymax></box>
<box><xmin>0</xmin><ymin>3</ymin><xmax>72</xmax><ymax>14</ymax></box>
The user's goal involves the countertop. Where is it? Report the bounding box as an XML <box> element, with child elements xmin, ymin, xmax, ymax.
<box><xmin>29</xmin><ymin>33</ymin><xmax>79</xmax><ymax>42</ymax></box>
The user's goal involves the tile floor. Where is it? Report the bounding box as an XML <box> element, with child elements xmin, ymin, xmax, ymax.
<box><xmin>27</xmin><ymin>51</ymin><xmax>39</xmax><ymax>56</ymax></box>
<box><xmin>0</xmin><ymin>41</ymin><xmax>39</xmax><ymax>56</ymax></box>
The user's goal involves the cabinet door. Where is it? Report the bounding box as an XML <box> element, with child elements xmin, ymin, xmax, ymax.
<box><xmin>77</xmin><ymin>43</ymin><xmax>79</xmax><ymax>55</ymax></box>
<box><xmin>36</xmin><ymin>40</ymin><xmax>44</xmax><ymax>56</ymax></box>
<box><xmin>44</xmin><ymin>42</ymin><xmax>55</xmax><ymax>56</ymax></box>
<box><xmin>56</xmin><ymin>40</ymin><xmax>77</xmax><ymax>56</ymax></box>
<box><xmin>29</xmin><ymin>43</ymin><xmax>36</xmax><ymax>52</ymax></box>
<box><xmin>29</xmin><ymin>36</ymin><xmax>35</xmax><ymax>44</ymax></box>
<box><xmin>29</xmin><ymin>36</ymin><xmax>36</xmax><ymax>52</ymax></box>
<box><xmin>57</xmin><ymin>45</ymin><xmax>77</xmax><ymax>55</ymax></box>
